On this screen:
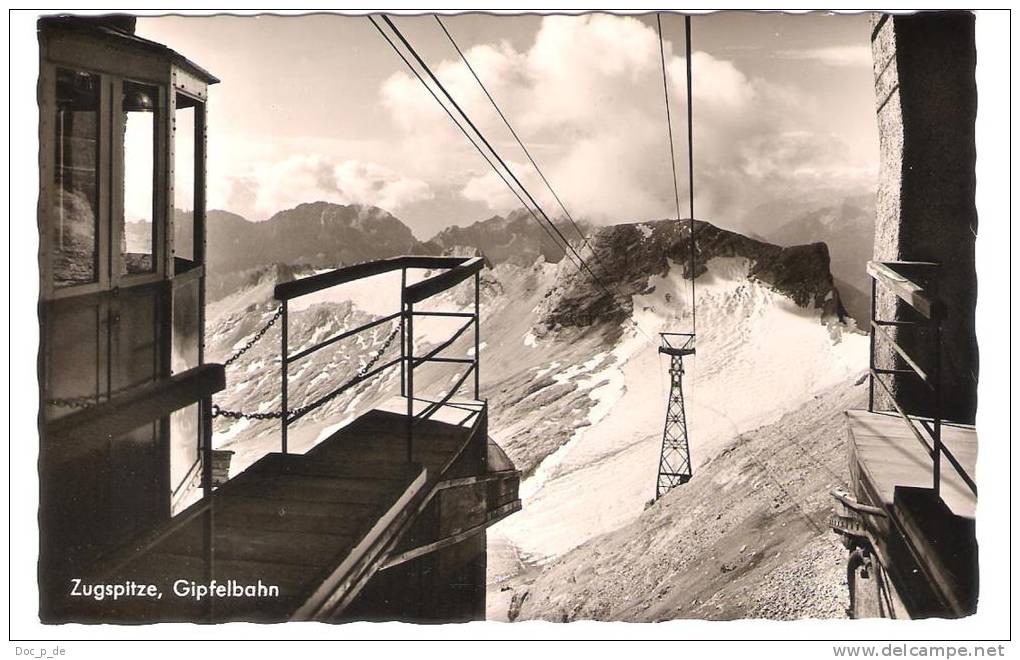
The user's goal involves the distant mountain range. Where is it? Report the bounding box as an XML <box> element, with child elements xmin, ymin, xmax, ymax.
<box><xmin>200</xmin><ymin>202</ymin><xmax>438</xmax><ymax>300</ymax></box>
<box><xmin>200</xmin><ymin>203</ymin><xmax>585</xmax><ymax>301</ymax></box>
<box><xmin>196</xmin><ymin>199</ymin><xmax>873</xmax><ymax>323</ymax></box>
<box><xmin>208</xmin><ymin>202</ymin><xmax>431</xmax><ymax>274</ymax></box>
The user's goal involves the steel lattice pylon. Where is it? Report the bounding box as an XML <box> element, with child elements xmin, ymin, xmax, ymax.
<box><xmin>656</xmin><ymin>333</ymin><xmax>695</xmax><ymax>499</ymax></box>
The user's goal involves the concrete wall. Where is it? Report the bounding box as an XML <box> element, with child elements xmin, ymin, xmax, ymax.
<box><xmin>870</xmin><ymin>11</ymin><xmax>978</xmax><ymax>423</ymax></box>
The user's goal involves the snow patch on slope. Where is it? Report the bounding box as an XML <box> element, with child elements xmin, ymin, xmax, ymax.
<box><xmin>492</xmin><ymin>257</ymin><xmax>866</xmax><ymax>565</ymax></box>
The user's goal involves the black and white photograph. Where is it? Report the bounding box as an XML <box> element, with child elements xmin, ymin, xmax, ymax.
<box><xmin>7</xmin><ymin>4</ymin><xmax>1014</xmax><ymax>652</ymax></box>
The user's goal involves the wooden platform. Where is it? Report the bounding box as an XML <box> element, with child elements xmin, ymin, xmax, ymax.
<box><xmin>55</xmin><ymin>397</ymin><xmax>498</xmax><ymax>623</ymax></box>
<box><xmin>307</xmin><ymin>397</ymin><xmax>485</xmax><ymax>481</ymax></box>
<box><xmin>846</xmin><ymin>409</ymin><xmax>978</xmax><ymax>617</ymax></box>
<box><xmin>847</xmin><ymin>409</ymin><xmax>977</xmax><ymax>518</ymax></box>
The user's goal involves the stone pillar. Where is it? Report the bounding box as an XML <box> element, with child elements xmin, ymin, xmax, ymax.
<box><xmin>870</xmin><ymin>11</ymin><xmax>978</xmax><ymax>423</ymax></box>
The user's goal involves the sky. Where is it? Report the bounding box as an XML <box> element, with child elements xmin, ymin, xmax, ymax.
<box><xmin>137</xmin><ymin>12</ymin><xmax>879</xmax><ymax>240</ymax></box>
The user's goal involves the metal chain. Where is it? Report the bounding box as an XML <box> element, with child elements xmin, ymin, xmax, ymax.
<box><xmin>287</xmin><ymin>323</ymin><xmax>401</xmax><ymax>419</ymax></box>
<box><xmin>46</xmin><ymin>308</ymin><xmax>397</xmax><ymax>422</ymax></box>
<box><xmin>45</xmin><ymin>380</ymin><xmax>154</xmax><ymax>410</ymax></box>
<box><xmin>223</xmin><ymin>305</ymin><xmax>284</xmax><ymax>367</ymax></box>
<box><xmin>212</xmin><ymin>322</ymin><xmax>401</xmax><ymax>421</ymax></box>
<box><xmin>210</xmin><ymin>406</ymin><xmax>285</xmax><ymax>421</ymax></box>
<box><xmin>45</xmin><ymin>394</ymin><xmax>106</xmax><ymax>410</ymax></box>
<box><xmin>45</xmin><ymin>307</ymin><xmax>284</xmax><ymax>412</ymax></box>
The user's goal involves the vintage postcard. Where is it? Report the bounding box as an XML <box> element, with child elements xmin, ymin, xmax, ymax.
<box><xmin>10</xmin><ymin>6</ymin><xmax>1012</xmax><ymax>653</ymax></box>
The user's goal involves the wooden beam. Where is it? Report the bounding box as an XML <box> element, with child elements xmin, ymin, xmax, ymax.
<box><xmin>45</xmin><ymin>364</ymin><xmax>225</xmax><ymax>442</ymax></box>
<box><xmin>274</xmin><ymin>255</ymin><xmax>474</xmax><ymax>301</ymax></box>
<box><xmin>867</xmin><ymin>260</ymin><xmax>937</xmax><ymax>319</ymax></box>
<box><xmin>274</xmin><ymin>257</ymin><xmax>406</xmax><ymax>300</ymax></box>
<box><xmin>404</xmin><ymin>257</ymin><xmax>484</xmax><ymax>304</ymax></box>
<box><xmin>291</xmin><ymin>465</ymin><xmax>428</xmax><ymax>620</ymax></box>
<box><xmin>379</xmin><ymin>500</ymin><xmax>522</xmax><ymax>570</ymax></box>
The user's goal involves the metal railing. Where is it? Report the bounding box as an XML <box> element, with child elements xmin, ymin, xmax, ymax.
<box><xmin>43</xmin><ymin>363</ymin><xmax>226</xmax><ymax>619</ymax></box>
<box><xmin>273</xmin><ymin>255</ymin><xmax>485</xmax><ymax>461</ymax></box>
<box><xmin>866</xmin><ymin>260</ymin><xmax>976</xmax><ymax>497</ymax></box>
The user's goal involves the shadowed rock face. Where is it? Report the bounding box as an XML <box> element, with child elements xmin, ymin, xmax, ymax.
<box><xmin>769</xmin><ymin>195</ymin><xmax>876</xmax><ymax>326</ymax></box>
<box><xmin>538</xmin><ymin>218</ymin><xmax>846</xmax><ymax>335</ymax></box>
<box><xmin>205</xmin><ymin>261</ymin><xmax>309</xmax><ymax>303</ymax></box>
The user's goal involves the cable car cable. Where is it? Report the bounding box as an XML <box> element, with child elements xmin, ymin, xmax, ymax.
<box><xmin>380</xmin><ymin>16</ymin><xmax>608</xmax><ymax>299</ymax></box>
<box><xmin>657</xmin><ymin>13</ymin><xmax>698</xmax><ymax>335</ymax></box>
<box><xmin>379</xmin><ymin>14</ymin><xmax>656</xmax><ymax>346</ymax></box>
<box><xmin>366</xmin><ymin>15</ymin><xmax>577</xmax><ymax>270</ymax></box>
<box><xmin>685</xmin><ymin>15</ymin><xmax>697</xmax><ymax>335</ymax></box>
<box><xmin>372</xmin><ymin>15</ymin><xmax>655</xmax><ymax>346</ymax></box>
<box><xmin>657</xmin><ymin>14</ymin><xmax>683</xmax><ymax>244</ymax></box>
<box><xmin>434</xmin><ymin>15</ymin><xmax>595</xmax><ymax>256</ymax></box>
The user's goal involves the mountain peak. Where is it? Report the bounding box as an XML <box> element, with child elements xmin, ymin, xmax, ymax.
<box><xmin>538</xmin><ymin>217</ymin><xmax>845</xmax><ymax>336</ymax></box>
<box><xmin>206</xmin><ymin>202</ymin><xmax>427</xmax><ymax>296</ymax></box>
<box><xmin>430</xmin><ymin>208</ymin><xmax>586</xmax><ymax>267</ymax></box>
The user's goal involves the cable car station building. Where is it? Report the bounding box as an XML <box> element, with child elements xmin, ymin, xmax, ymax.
<box><xmin>38</xmin><ymin>16</ymin><xmax>520</xmax><ymax>624</ymax></box>
<box><xmin>832</xmin><ymin>11</ymin><xmax>979</xmax><ymax>619</ymax></box>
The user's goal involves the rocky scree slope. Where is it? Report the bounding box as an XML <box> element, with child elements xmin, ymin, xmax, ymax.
<box><xmin>502</xmin><ymin>378</ymin><xmax>866</xmax><ymax>622</ymax></box>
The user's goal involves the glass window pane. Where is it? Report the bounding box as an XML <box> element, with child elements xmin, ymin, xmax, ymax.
<box><xmin>43</xmin><ymin>301</ymin><xmax>102</xmax><ymax>421</ymax></box>
<box><xmin>111</xmin><ymin>289</ymin><xmax>159</xmax><ymax>391</ymax></box>
<box><xmin>170</xmin><ymin>402</ymin><xmax>201</xmax><ymax>515</ymax></box>
<box><xmin>52</xmin><ymin>68</ymin><xmax>100</xmax><ymax>287</ymax></box>
<box><xmin>174</xmin><ymin>94</ymin><xmax>198</xmax><ymax>269</ymax></box>
<box><xmin>172</xmin><ymin>276</ymin><xmax>201</xmax><ymax>373</ymax></box>
<box><xmin>121</xmin><ymin>81</ymin><xmax>158</xmax><ymax>275</ymax></box>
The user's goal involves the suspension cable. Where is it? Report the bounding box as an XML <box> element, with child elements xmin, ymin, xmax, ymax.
<box><xmin>367</xmin><ymin>15</ymin><xmax>579</xmax><ymax>273</ymax></box>
<box><xmin>657</xmin><ymin>14</ymin><xmax>683</xmax><ymax>239</ymax></box>
<box><xmin>657</xmin><ymin>13</ymin><xmax>697</xmax><ymax>335</ymax></box>
<box><xmin>375</xmin><ymin>15</ymin><xmax>656</xmax><ymax>346</ymax></box>
<box><xmin>380</xmin><ymin>17</ymin><xmax>609</xmax><ymax>300</ymax></box>
<box><xmin>434</xmin><ymin>15</ymin><xmax>595</xmax><ymax>256</ymax></box>
<box><xmin>685</xmin><ymin>15</ymin><xmax>697</xmax><ymax>335</ymax></box>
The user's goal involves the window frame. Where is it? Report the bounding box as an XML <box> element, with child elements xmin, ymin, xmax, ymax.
<box><xmin>40</xmin><ymin>62</ymin><xmax>111</xmax><ymax>300</ymax></box>
<box><xmin>169</xmin><ymin>88</ymin><xmax>206</xmax><ymax>274</ymax></box>
<box><xmin>111</xmin><ymin>76</ymin><xmax>167</xmax><ymax>288</ymax></box>
<box><xmin>39</xmin><ymin>58</ymin><xmax>171</xmax><ymax>300</ymax></box>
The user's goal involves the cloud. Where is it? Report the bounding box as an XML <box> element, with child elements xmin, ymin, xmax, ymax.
<box><xmin>211</xmin><ymin>155</ymin><xmax>433</xmax><ymax>221</ymax></box>
<box><xmin>776</xmin><ymin>45</ymin><xmax>873</xmax><ymax>67</ymax></box>
<box><xmin>378</xmin><ymin>15</ymin><xmax>876</xmax><ymax>232</ymax></box>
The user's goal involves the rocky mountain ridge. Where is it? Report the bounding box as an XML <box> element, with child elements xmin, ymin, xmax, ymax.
<box><xmin>428</xmin><ymin>208</ymin><xmax>585</xmax><ymax>267</ymax></box>
<box><xmin>535</xmin><ymin>219</ymin><xmax>846</xmax><ymax>340</ymax></box>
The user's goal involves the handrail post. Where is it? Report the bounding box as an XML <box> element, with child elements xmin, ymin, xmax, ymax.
<box><xmin>406</xmin><ymin>299</ymin><xmax>414</xmax><ymax>463</ymax></box>
<box><xmin>932</xmin><ymin>277</ymin><xmax>942</xmax><ymax>496</ymax></box>
<box><xmin>281</xmin><ymin>300</ymin><xmax>289</xmax><ymax>454</ymax></box>
<box><xmin>400</xmin><ymin>267</ymin><xmax>406</xmax><ymax>397</ymax></box>
<box><xmin>201</xmin><ymin>396</ymin><xmax>214</xmax><ymax>497</ymax></box>
<box><xmin>200</xmin><ymin>393</ymin><xmax>215</xmax><ymax>622</ymax></box>
<box><xmin>868</xmin><ymin>276</ymin><xmax>877</xmax><ymax>413</ymax></box>
<box><xmin>473</xmin><ymin>270</ymin><xmax>480</xmax><ymax>400</ymax></box>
